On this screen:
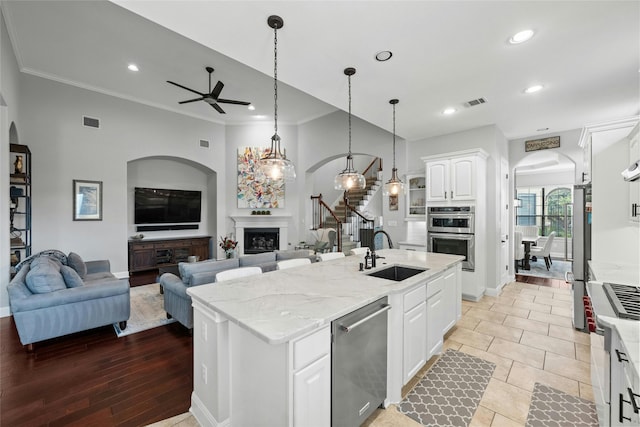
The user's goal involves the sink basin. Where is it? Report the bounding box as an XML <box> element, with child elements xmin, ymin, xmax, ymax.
<box><xmin>366</xmin><ymin>265</ymin><xmax>428</xmax><ymax>282</ymax></box>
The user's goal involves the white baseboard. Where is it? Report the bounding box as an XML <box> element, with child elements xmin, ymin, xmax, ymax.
<box><xmin>0</xmin><ymin>306</ymin><xmax>11</xmax><ymax>318</ymax></box>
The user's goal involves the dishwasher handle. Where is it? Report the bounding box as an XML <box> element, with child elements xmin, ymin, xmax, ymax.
<box><xmin>339</xmin><ymin>304</ymin><xmax>391</xmax><ymax>333</ymax></box>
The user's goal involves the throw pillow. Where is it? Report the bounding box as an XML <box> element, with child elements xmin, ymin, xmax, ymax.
<box><xmin>60</xmin><ymin>265</ymin><xmax>84</xmax><ymax>288</ymax></box>
<box><xmin>67</xmin><ymin>252</ymin><xmax>87</xmax><ymax>279</ymax></box>
<box><xmin>25</xmin><ymin>257</ymin><xmax>66</xmax><ymax>294</ymax></box>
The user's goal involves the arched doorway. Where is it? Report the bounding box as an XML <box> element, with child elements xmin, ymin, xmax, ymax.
<box><xmin>513</xmin><ymin>151</ymin><xmax>575</xmax><ymax>280</ymax></box>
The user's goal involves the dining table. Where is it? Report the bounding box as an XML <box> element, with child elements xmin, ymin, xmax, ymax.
<box><xmin>521</xmin><ymin>236</ymin><xmax>540</xmax><ymax>270</ymax></box>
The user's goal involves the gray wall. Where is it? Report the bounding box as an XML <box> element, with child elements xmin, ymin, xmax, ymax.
<box><xmin>16</xmin><ymin>73</ymin><xmax>227</xmax><ymax>275</ymax></box>
<box><xmin>1</xmin><ymin>9</ymin><xmax>23</xmax><ymax>314</ymax></box>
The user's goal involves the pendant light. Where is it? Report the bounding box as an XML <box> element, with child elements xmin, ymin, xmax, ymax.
<box><xmin>334</xmin><ymin>67</ymin><xmax>366</xmax><ymax>191</ymax></box>
<box><xmin>383</xmin><ymin>99</ymin><xmax>405</xmax><ymax>196</ymax></box>
<box><xmin>256</xmin><ymin>15</ymin><xmax>296</xmax><ymax>182</ymax></box>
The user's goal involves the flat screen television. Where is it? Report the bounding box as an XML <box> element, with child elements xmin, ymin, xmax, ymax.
<box><xmin>134</xmin><ymin>187</ymin><xmax>201</xmax><ymax>224</ymax></box>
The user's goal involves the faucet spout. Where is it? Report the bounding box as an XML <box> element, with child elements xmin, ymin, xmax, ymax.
<box><xmin>373</xmin><ymin>230</ymin><xmax>394</xmax><ymax>249</ymax></box>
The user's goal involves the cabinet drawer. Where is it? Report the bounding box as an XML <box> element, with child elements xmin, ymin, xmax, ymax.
<box><xmin>132</xmin><ymin>243</ymin><xmax>155</xmax><ymax>250</ymax></box>
<box><xmin>404</xmin><ymin>284</ymin><xmax>426</xmax><ymax>312</ymax></box>
<box><xmin>427</xmin><ymin>274</ymin><xmax>445</xmax><ymax>298</ymax></box>
<box><xmin>293</xmin><ymin>326</ymin><xmax>330</xmax><ymax>371</ymax></box>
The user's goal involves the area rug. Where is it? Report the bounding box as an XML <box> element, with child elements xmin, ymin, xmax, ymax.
<box><xmin>518</xmin><ymin>259</ymin><xmax>571</xmax><ymax>280</ymax></box>
<box><xmin>398</xmin><ymin>349</ymin><xmax>496</xmax><ymax>426</ymax></box>
<box><xmin>113</xmin><ymin>283</ymin><xmax>175</xmax><ymax>337</ymax></box>
<box><xmin>526</xmin><ymin>383</ymin><xmax>598</xmax><ymax>427</ymax></box>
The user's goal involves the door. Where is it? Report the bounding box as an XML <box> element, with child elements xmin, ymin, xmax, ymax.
<box><xmin>426</xmin><ymin>160</ymin><xmax>449</xmax><ymax>202</ymax></box>
<box><xmin>403</xmin><ymin>302</ymin><xmax>427</xmax><ymax>384</ymax></box>
<box><xmin>426</xmin><ymin>288</ymin><xmax>443</xmax><ymax>357</ymax></box>
<box><xmin>294</xmin><ymin>355</ymin><xmax>331</xmax><ymax>427</ymax></box>
<box><xmin>451</xmin><ymin>157</ymin><xmax>475</xmax><ymax>200</ymax></box>
<box><xmin>500</xmin><ymin>159</ymin><xmax>510</xmax><ymax>284</ymax></box>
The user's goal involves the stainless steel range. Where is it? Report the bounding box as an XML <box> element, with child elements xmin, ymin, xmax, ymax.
<box><xmin>603</xmin><ymin>283</ymin><xmax>640</xmax><ymax>320</ymax></box>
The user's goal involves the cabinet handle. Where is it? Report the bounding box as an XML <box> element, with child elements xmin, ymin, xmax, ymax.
<box><xmin>616</xmin><ymin>349</ymin><xmax>629</xmax><ymax>363</ymax></box>
<box><xmin>630</xmin><ymin>388</ymin><xmax>640</xmax><ymax>414</ymax></box>
<box><xmin>632</xmin><ymin>203</ymin><xmax>639</xmax><ymax>217</ymax></box>
<box><xmin>450</xmin><ymin>190</ymin><xmax>453</xmax><ymax>199</ymax></box>
<box><xmin>444</xmin><ymin>192</ymin><xmax>447</xmax><ymax>199</ymax></box>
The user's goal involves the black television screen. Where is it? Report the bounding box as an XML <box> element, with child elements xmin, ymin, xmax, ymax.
<box><xmin>134</xmin><ymin>187</ymin><xmax>202</xmax><ymax>224</ymax></box>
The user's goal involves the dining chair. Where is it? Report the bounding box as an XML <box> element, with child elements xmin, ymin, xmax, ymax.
<box><xmin>514</xmin><ymin>231</ymin><xmax>525</xmax><ymax>273</ymax></box>
<box><xmin>277</xmin><ymin>258</ymin><xmax>311</xmax><ymax>270</ymax></box>
<box><xmin>349</xmin><ymin>247</ymin><xmax>369</xmax><ymax>256</ymax></box>
<box><xmin>318</xmin><ymin>252</ymin><xmax>346</xmax><ymax>262</ymax></box>
<box><xmin>530</xmin><ymin>231</ymin><xmax>556</xmax><ymax>270</ymax></box>
<box><xmin>215</xmin><ymin>266</ymin><xmax>262</xmax><ymax>282</ymax></box>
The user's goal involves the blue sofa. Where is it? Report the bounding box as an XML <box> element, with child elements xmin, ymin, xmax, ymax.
<box><xmin>7</xmin><ymin>251</ymin><xmax>130</xmax><ymax>347</ymax></box>
<box><xmin>160</xmin><ymin>250</ymin><xmax>315</xmax><ymax>329</ymax></box>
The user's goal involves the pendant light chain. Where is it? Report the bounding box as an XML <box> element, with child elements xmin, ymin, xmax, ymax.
<box><xmin>392</xmin><ymin>101</ymin><xmax>396</xmax><ymax>168</ymax></box>
<box><xmin>273</xmin><ymin>23</ymin><xmax>278</xmax><ymax>140</ymax></box>
<box><xmin>348</xmin><ymin>73</ymin><xmax>352</xmax><ymax>156</ymax></box>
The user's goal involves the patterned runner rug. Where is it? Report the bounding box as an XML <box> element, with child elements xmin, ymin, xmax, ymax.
<box><xmin>526</xmin><ymin>383</ymin><xmax>598</xmax><ymax>427</ymax></box>
<box><xmin>113</xmin><ymin>283</ymin><xmax>175</xmax><ymax>337</ymax></box>
<box><xmin>398</xmin><ymin>349</ymin><xmax>496</xmax><ymax>426</ymax></box>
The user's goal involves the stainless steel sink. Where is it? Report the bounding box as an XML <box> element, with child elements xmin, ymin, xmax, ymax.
<box><xmin>366</xmin><ymin>265</ymin><xmax>428</xmax><ymax>281</ymax></box>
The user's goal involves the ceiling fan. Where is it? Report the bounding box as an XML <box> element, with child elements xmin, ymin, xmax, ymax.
<box><xmin>167</xmin><ymin>66</ymin><xmax>251</xmax><ymax>114</ymax></box>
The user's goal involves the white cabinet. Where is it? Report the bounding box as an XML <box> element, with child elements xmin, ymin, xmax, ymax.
<box><xmin>402</xmin><ymin>285</ymin><xmax>427</xmax><ymax>384</ymax></box>
<box><xmin>425</xmin><ymin>153</ymin><xmax>486</xmax><ymax>202</ymax></box>
<box><xmin>293</xmin><ymin>354</ymin><xmax>331</xmax><ymax>427</ymax></box>
<box><xmin>628</xmin><ymin>123</ymin><xmax>640</xmax><ymax>222</ymax></box>
<box><xmin>406</xmin><ymin>174</ymin><xmax>426</xmax><ymax>217</ymax></box>
<box><xmin>610</xmin><ymin>327</ymin><xmax>640</xmax><ymax>426</ymax></box>
<box><xmin>426</xmin><ymin>274</ymin><xmax>445</xmax><ymax>358</ymax></box>
<box><xmin>441</xmin><ymin>265</ymin><xmax>462</xmax><ymax>334</ymax></box>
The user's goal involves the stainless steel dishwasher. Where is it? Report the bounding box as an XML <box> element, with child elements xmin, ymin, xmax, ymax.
<box><xmin>332</xmin><ymin>297</ymin><xmax>390</xmax><ymax>427</ymax></box>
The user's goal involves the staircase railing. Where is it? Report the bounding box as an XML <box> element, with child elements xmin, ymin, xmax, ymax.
<box><xmin>343</xmin><ymin>202</ymin><xmax>374</xmax><ymax>245</ymax></box>
<box><xmin>310</xmin><ymin>194</ymin><xmax>342</xmax><ymax>252</ymax></box>
<box><xmin>362</xmin><ymin>157</ymin><xmax>382</xmax><ymax>180</ymax></box>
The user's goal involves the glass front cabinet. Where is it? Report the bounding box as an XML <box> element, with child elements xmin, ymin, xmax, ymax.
<box><xmin>406</xmin><ymin>174</ymin><xmax>426</xmax><ymax>218</ymax></box>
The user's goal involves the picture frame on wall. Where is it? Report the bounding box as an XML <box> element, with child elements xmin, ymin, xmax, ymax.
<box><xmin>389</xmin><ymin>194</ymin><xmax>398</xmax><ymax>211</ymax></box>
<box><xmin>73</xmin><ymin>179</ymin><xmax>103</xmax><ymax>221</ymax></box>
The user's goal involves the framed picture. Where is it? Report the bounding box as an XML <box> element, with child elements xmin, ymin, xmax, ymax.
<box><xmin>389</xmin><ymin>194</ymin><xmax>398</xmax><ymax>211</ymax></box>
<box><xmin>237</xmin><ymin>147</ymin><xmax>285</xmax><ymax>208</ymax></box>
<box><xmin>73</xmin><ymin>179</ymin><xmax>102</xmax><ymax>221</ymax></box>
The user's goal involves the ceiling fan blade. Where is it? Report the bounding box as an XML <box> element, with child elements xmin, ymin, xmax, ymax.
<box><xmin>211</xmin><ymin>81</ymin><xmax>224</xmax><ymax>99</ymax></box>
<box><xmin>217</xmin><ymin>99</ymin><xmax>251</xmax><ymax>106</ymax></box>
<box><xmin>179</xmin><ymin>97</ymin><xmax>206</xmax><ymax>104</ymax></box>
<box><xmin>211</xmin><ymin>103</ymin><xmax>226</xmax><ymax>114</ymax></box>
<box><xmin>167</xmin><ymin>80</ymin><xmax>205</xmax><ymax>97</ymax></box>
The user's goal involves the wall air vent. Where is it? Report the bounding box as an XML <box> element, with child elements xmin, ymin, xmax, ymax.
<box><xmin>199</xmin><ymin>139</ymin><xmax>210</xmax><ymax>148</ymax></box>
<box><xmin>82</xmin><ymin>116</ymin><xmax>100</xmax><ymax>129</ymax></box>
<box><xmin>463</xmin><ymin>97</ymin><xmax>487</xmax><ymax>108</ymax></box>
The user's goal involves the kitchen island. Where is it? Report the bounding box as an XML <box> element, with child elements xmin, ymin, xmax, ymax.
<box><xmin>187</xmin><ymin>249</ymin><xmax>463</xmax><ymax>427</ymax></box>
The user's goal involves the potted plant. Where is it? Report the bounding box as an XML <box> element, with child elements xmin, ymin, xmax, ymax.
<box><xmin>219</xmin><ymin>236</ymin><xmax>238</xmax><ymax>259</ymax></box>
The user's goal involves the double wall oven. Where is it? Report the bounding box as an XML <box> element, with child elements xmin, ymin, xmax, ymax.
<box><xmin>427</xmin><ymin>206</ymin><xmax>475</xmax><ymax>271</ymax></box>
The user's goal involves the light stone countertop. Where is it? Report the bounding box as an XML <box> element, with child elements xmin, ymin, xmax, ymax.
<box><xmin>588</xmin><ymin>260</ymin><xmax>640</xmax><ymax>380</ymax></box>
<box><xmin>187</xmin><ymin>249</ymin><xmax>463</xmax><ymax>345</ymax></box>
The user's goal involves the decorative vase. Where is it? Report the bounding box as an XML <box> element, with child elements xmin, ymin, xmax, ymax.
<box><xmin>225</xmin><ymin>250</ymin><xmax>235</xmax><ymax>259</ymax></box>
<box><xmin>14</xmin><ymin>156</ymin><xmax>23</xmax><ymax>174</ymax></box>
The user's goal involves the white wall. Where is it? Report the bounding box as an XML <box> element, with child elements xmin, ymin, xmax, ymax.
<box><xmin>17</xmin><ymin>74</ymin><xmax>226</xmax><ymax>275</ymax></box>
<box><xmin>408</xmin><ymin>125</ymin><xmax>507</xmax><ymax>293</ymax></box>
<box><xmin>1</xmin><ymin>8</ymin><xmax>23</xmax><ymax>313</ymax></box>
<box><xmin>592</xmin><ymin>133</ymin><xmax>640</xmax><ymax>264</ymax></box>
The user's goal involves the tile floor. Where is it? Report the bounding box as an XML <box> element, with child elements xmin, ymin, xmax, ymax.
<box><xmin>149</xmin><ymin>280</ymin><xmax>592</xmax><ymax>427</ymax></box>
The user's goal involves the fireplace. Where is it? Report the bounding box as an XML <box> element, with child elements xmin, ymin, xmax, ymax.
<box><xmin>244</xmin><ymin>228</ymin><xmax>279</xmax><ymax>254</ymax></box>
<box><xmin>231</xmin><ymin>215</ymin><xmax>291</xmax><ymax>256</ymax></box>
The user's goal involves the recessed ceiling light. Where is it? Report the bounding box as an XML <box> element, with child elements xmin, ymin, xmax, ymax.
<box><xmin>442</xmin><ymin>108</ymin><xmax>457</xmax><ymax>115</ymax></box>
<box><xmin>509</xmin><ymin>29</ymin><xmax>535</xmax><ymax>44</ymax></box>
<box><xmin>375</xmin><ymin>51</ymin><xmax>393</xmax><ymax>62</ymax></box>
<box><xmin>537</xmin><ymin>127</ymin><xmax>549</xmax><ymax>132</ymax></box>
<box><xmin>524</xmin><ymin>84</ymin><xmax>543</xmax><ymax>94</ymax></box>
<box><xmin>253</xmin><ymin>115</ymin><xmax>267</xmax><ymax>119</ymax></box>
<box><xmin>127</xmin><ymin>63</ymin><xmax>139</xmax><ymax>72</ymax></box>
<box><xmin>248</xmin><ymin>104</ymin><xmax>256</xmax><ymax>111</ymax></box>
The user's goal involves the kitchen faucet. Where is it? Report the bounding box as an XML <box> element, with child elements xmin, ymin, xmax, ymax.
<box><xmin>373</xmin><ymin>230</ymin><xmax>394</xmax><ymax>250</ymax></box>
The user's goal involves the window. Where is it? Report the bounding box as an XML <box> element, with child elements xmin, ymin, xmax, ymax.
<box><xmin>516</xmin><ymin>185</ymin><xmax>572</xmax><ymax>237</ymax></box>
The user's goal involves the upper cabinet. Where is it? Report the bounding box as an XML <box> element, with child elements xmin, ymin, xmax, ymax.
<box><xmin>406</xmin><ymin>174</ymin><xmax>426</xmax><ymax>218</ymax></box>
<box><xmin>424</xmin><ymin>150</ymin><xmax>488</xmax><ymax>203</ymax></box>
<box><xmin>628</xmin><ymin>123</ymin><xmax>639</xmax><ymax>222</ymax></box>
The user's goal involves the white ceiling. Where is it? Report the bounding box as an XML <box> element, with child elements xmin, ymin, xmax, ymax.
<box><xmin>3</xmin><ymin>1</ymin><xmax>639</xmax><ymax>141</ymax></box>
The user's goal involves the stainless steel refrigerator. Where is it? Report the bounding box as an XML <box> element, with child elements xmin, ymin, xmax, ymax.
<box><xmin>571</xmin><ymin>184</ymin><xmax>592</xmax><ymax>331</ymax></box>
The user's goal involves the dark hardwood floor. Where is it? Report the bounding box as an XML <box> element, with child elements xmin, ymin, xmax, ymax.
<box><xmin>0</xmin><ymin>316</ymin><xmax>193</xmax><ymax>427</ymax></box>
<box><xmin>0</xmin><ymin>272</ymin><xmax>567</xmax><ymax>427</ymax></box>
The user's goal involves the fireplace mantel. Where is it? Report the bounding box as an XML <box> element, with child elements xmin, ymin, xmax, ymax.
<box><xmin>231</xmin><ymin>215</ymin><xmax>291</xmax><ymax>255</ymax></box>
